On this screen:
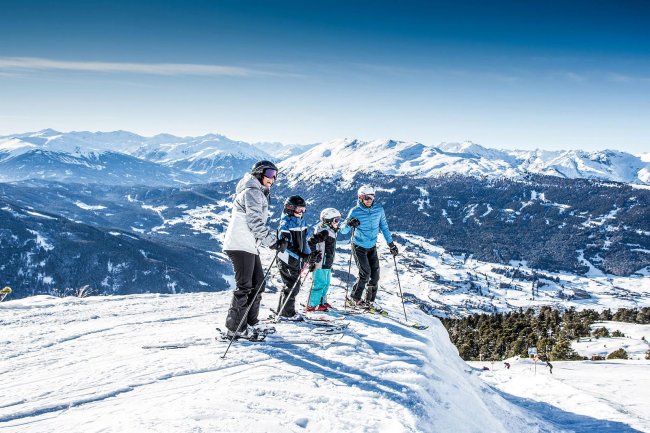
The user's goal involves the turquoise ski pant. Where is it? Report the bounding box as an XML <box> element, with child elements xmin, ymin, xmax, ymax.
<box><xmin>308</xmin><ymin>269</ymin><xmax>331</xmax><ymax>307</ymax></box>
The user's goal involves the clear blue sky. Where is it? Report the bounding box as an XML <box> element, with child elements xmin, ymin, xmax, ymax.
<box><xmin>1</xmin><ymin>0</ymin><xmax>649</xmax><ymax>152</ymax></box>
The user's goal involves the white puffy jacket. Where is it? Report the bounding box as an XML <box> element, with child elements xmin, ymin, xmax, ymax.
<box><xmin>222</xmin><ymin>174</ymin><xmax>277</xmax><ymax>254</ymax></box>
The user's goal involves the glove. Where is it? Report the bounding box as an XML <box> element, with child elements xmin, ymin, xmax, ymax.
<box><xmin>308</xmin><ymin>251</ymin><xmax>322</xmax><ymax>263</ymax></box>
<box><xmin>347</xmin><ymin>217</ymin><xmax>360</xmax><ymax>228</ymax></box>
<box><xmin>308</xmin><ymin>230</ymin><xmax>329</xmax><ymax>247</ymax></box>
<box><xmin>311</xmin><ymin>230</ymin><xmax>328</xmax><ymax>243</ymax></box>
<box><xmin>389</xmin><ymin>242</ymin><xmax>399</xmax><ymax>256</ymax></box>
<box><xmin>297</xmin><ymin>251</ymin><xmax>310</xmax><ymax>260</ymax></box>
<box><xmin>272</xmin><ymin>238</ymin><xmax>289</xmax><ymax>252</ymax></box>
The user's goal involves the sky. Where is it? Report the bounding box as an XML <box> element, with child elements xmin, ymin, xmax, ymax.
<box><xmin>1</xmin><ymin>0</ymin><xmax>649</xmax><ymax>152</ymax></box>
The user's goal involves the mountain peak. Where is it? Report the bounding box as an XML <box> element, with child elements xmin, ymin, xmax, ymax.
<box><xmin>35</xmin><ymin>128</ymin><xmax>62</xmax><ymax>136</ymax></box>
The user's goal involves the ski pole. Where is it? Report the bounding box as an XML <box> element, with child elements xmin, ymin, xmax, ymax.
<box><xmin>274</xmin><ymin>260</ymin><xmax>311</xmax><ymax>323</ymax></box>
<box><xmin>343</xmin><ymin>227</ymin><xmax>356</xmax><ymax>311</ymax></box>
<box><xmin>221</xmin><ymin>252</ymin><xmax>278</xmax><ymax>359</ymax></box>
<box><xmin>393</xmin><ymin>255</ymin><xmax>408</xmax><ymax>322</ymax></box>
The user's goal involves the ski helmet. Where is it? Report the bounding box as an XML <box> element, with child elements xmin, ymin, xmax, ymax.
<box><xmin>251</xmin><ymin>160</ymin><xmax>279</xmax><ymax>181</ymax></box>
<box><xmin>320</xmin><ymin>208</ymin><xmax>342</xmax><ymax>226</ymax></box>
<box><xmin>284</xmin><ymin>195</ymin><xmax>306</xmax><ymax>216</ymax></box>
<box><xmin>357</xmin><ymin>185</ymin><xmax>376</xmax><ymax>198</ymax></box>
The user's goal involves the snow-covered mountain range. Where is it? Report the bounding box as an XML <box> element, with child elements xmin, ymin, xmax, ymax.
<box><xmin>1</xmin><ymin>130</ymin><xmax>648</xmax><ymax>186</ymax></box>
<box><xmin>280</xmin><ymin>138</ymin><xmax>650</xmax><ymax>186</ymax></box>
<box><xmin>1</xmin><ymin>129</ymin><xmax>648</xmax><ymax>311</ymax></box>
<box><xmin>0</xmin><ymin>130</ymin><xmax>273</xmax><ymax>185</ymax></box>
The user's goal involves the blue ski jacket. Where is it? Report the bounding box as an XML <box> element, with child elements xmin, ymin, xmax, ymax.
<box><xmin>278</xmin><ymin>214</ymin><xmax>312</xmax><ymax>261</ymax></box>
<box><xmin>339</xmin><ymin>200</ymin><xmax>393</xmax><ymax>249</ymax></box>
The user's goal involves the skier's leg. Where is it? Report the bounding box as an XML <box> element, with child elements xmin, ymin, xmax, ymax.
<box><xmin>310</xmin><ymin>268</ymin><xmax>328</xmax><ymax>307</ymax></box>
<box><xmin>320</xmin><ymin>269</ymin><xmax>332</xmax><ymax>305</ymax></box>
<box><xmin>277</xmin><ymin>260</ymin><xmax>299</xmax><ymax>316</ymax></box>
<box><xmin>246</xmin><ymin>253</ymin><xmax>266</xmax><ymax>326</ymax></box>
<box><xmin>283</xmin><ymin>262</ymin><xmax>302</xmax><ymax>316</ymax></box>
<box><xmin>276</xmin><ymin>261</ymin><xmax>291</xmax><ymax>314</ymax></box>
<box><xmin>225</xmin><ymin>251</ymin><xmax>256</xmax><ymax>332</ymax></box>
<box><xmin>351</xmin><ymin>245</ymin><xmax>371</xmax><ymax>301</ymax></box>
<box><xmin>366</xmin><ymin>247</ymin><xmax>380</xmax><ymax>302</ymax></box>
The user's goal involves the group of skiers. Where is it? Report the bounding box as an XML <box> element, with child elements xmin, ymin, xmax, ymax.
<box><xmin>222</xmin><ymin>160</ymin><xmax>399</xmax><ymax>339</ymax></box>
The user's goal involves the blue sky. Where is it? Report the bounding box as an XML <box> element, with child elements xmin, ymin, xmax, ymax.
<box><xmin>1</xmin><ymin>0</ymin><xmax>649</xmax><ymax>152</ymax></box>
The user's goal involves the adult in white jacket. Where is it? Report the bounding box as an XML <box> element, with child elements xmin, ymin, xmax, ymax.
<box><xmin>222</xmin><ymin>160</ymin><xmax>287</xmax><ymax>338</ymax></box>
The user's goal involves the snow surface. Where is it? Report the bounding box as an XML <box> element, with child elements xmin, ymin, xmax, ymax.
<box><xmin>1</xmin><ymin>234</ymin><xmax>648</xmax><ymax>432</ymax></box>
<box><xmin>469</xmin><ymin>358</ymin><xmax>650</xmax><ymax>432</ymax></box>
<box><xmin>574</xmin><ymin>321</ymin><xmax>650</xmax><ymax>360</ymax></box>
<box><xmin>1</xmin><ymin>292</ymin><xmax>565</xmax><ymax>433</ymax></box>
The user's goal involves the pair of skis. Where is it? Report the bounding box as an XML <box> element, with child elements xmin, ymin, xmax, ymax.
<box><xmin>143</xmin><ymin>334</ymin><xmax>348</xmax><ymax>350</ymax></box>
<box><xmin>143</xmin><ymin>320</ymin><xmax>349</xmax><ymax>350</ymax></box>
<box><xmin>342</xmin><ymin>304</ymin><xmax>429</xmax><ymax>330</ymax></box>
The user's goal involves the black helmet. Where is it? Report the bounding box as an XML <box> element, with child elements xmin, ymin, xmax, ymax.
<box><xmin>284</xmin><ymin>195</ymin><xmax>306</xmax><ymax>216</ymax></box>
<box><xmin>251</xmin><ymin>160</ymin><xmax>278</xmax><ymax>181</ymax></box>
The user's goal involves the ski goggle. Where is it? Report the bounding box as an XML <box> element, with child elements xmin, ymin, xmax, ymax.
<box><xmin>262</xmin><ymin>168</ymin><xmax>278</xmax><ymax>179</ymax></box>
<box><xmin>359</xmin><ymin>194</ymin><xmax>375</xmax><ymax>201</ymax></box>
<box><xmin>331</xmin><ymin>218</ymin><xmax>341</xmax><ymax>224</ymax></box>
<box><xmin>286</xmin><ymin>205</ymin><xmax>306</xmax><ymax>214</ymax></box>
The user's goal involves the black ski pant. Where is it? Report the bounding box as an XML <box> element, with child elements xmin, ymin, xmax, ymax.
<box><xmin>350</xmin><ymin>245</ymin><xmax>380</xmax><ymax>302</ymax></box>
<box><xmin>277</xmin><ymin>257</ymin><xmax>302</xmax><ymax>317</ymax></box>
<box><xmin>225</xmin><ymin>250</ymin><xmax>265</xmax><ymax>332</ymax></box>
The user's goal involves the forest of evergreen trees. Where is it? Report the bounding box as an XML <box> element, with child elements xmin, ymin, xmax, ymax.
<box><xmin>441</xmin><ymin>307</ymin><xmax>650</xmax><ymax>361</ymax></box>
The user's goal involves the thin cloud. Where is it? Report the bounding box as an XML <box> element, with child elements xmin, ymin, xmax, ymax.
<box><xmin>608</xmin><ymin>73</ymin><xmax>650</xmax><ymax>83</ymax></box>
<box><xmin>550</xmin><ymin>71</ymin><xmax>588</xmax><ymax>82</ymax></box>
<box><xmin>0</xmin><ymin>57</ymin><xmax>259</xmax><ymax>77</ymax></box>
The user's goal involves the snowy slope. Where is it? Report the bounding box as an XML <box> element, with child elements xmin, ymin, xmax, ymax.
<box><xmin>0</xmin><ymin>292</ymin><xmax>561</xmax><ymax>433</ymax></box>
<box><xmin>388</xmin><ymin>233</ymin><xmax>650</xmax><ymax>317</ymax></box>
<box><xmin>253</xmin><ymin>141</ymin><xmax>317</xmax><ymax>160</ymax></box>
<box><xmin>573</xmin><ymin>322</ymin><xmax>650</xmax><ymax>360</ymax></box>
<box><xmin>470</xmin><ymin>358</ymin><xmax>650</xmax><ymax>432</ymax></box>
<box><xmin>130</xmin><ymin>133</ymin><xmax>273</xmax><ymax>178</ymax></box>
<box><xmin>280</xmin><ymin>139</ymin><xmax>650</xmax><ymax>186</ymax></box>
<box><xmin>280</xmin><ymin>138</ymin><xmax>518</xmax><ymax>186</ymax></box>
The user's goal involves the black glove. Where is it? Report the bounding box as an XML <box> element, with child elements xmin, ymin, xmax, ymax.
<box><xmin>389</xmin><ymin>242</ymin><xmax>399</xmax><ymax>256</ymax></box>
<box><xmin>308</xmin><ymin>250</ymin><xmax>322</xmax><ymax>264</ymax></box>
<box><xmin>347</xmin><ymin>217</ymin><xmax>360</xmax><ymax>228</ymax></box>
<box><xmin>312</xmin><ymin>230</ymin><xmax>328</xmax><ymax>243</ymax></box>
<box><xmin>297</xmin><ymin>251</ymin><xmax>310</xmax><ymax>260</ymax></box>
<box><xmin>272</xmin><ymin>238</ymin><xmax>289</xmax><ymax>252</ymax></box>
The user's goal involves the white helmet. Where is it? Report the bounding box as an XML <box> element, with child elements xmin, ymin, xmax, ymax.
<box><xmin>320</xmin><ymin>208</ymin><xmax>341</xmax><ymax>223</ymax></box>
<box><xmin>357</xmin><ymin>185</ymin><xmax>375</xmax><ymax>197</ymax></box>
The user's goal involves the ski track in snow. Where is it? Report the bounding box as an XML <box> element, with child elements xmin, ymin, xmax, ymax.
<box><xmin>2</xmin><ymin>290</ymin><xmax>648</xmax><ymax>433</ymax></box>
<box><xmin>2</xmin><ymin>292</ymin><xmax>565</xmax><ymax>433</ymax></box>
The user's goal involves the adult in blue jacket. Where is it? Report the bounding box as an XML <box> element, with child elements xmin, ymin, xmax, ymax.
<box><xmin>339</xmin><ymin>185</ymin><xmax>399</xmax><ymax>306</ymax></box>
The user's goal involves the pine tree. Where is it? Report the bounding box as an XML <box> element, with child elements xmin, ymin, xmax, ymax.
<box><xmin>550</xmin><ymin>334</ymin><xmax>579</xmax><ymax>360</ymax></box>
